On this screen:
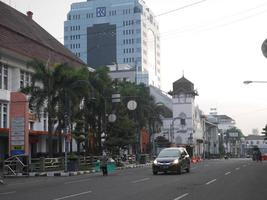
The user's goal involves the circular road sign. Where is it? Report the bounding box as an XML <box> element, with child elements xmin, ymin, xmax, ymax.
<box><xmin>108</xmin><ymin>114</ymin><xmax>117</xmax><ymax>122</ymax></box>
<box><xmin>261</xmin><ymin>38</ymin><xmax>267</xmax><ymax>58</ymax></box>
<box><xmin>127</xmin><ymin>100</ymin><xmax>137</xmax><ymax>110</ymax></box>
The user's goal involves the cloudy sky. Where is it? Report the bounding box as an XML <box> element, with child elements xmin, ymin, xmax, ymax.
<box><xmin>2</xmin><ymin>0</ymin><xmax>267</xmax><ymax>135</ymax></box>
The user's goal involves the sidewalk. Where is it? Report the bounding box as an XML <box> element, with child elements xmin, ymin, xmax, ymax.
<box><xmin>7</xmin><ymin>162</ymin><xmax>153</xmax><ymax>177</ymax></box>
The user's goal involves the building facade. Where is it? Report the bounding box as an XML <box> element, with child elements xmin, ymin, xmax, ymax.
<box><xmin>64</xmin><ymin>0</ymin><xmax>161</xmax><ymax>88</ymax></box>
<box><xmin>0</xmin><ymin>2</ymin><xmax>86</xmax><ymax>162</ymax></box>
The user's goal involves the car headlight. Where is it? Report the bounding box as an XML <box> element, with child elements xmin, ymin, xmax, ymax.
<box><xmin>172</xmin><ymin>159</ymin><xmax>179</xmax><ymax>164</ymax></box>
<box><xmin>153</xmin><ymin>160</ymin><xmax>158</xmax><ymax>165</ymax></box>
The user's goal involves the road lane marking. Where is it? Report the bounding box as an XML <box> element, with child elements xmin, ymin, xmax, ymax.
<box><xmin>53</xmin><ymin>191</ymin><xmax>92</xmax><ymax>200</ymax></box>
<box><xmin>225</xmin><ymin>172</ymin><xmax>231</xmax><ymax>176</ymax></box>
<box><xmin>235</xmin><ymin>167</ymin><xmax>240</xmax><ymax>170</ymax></box>
<box><xmin>0</xmin><ymin>191</ymin><xmax>16</xmax><ymax>195</ymax></box>
<box><xmin>8</xmin><ymin>180</ymin><xmax>44</xmax><ymax>186</ymax></box>
<box><xmin>206</xmin><ymin>179</ymin><xmax>216</xmax><ymax>185</ymax></box>
<box><xmin>173</xmin><ymin>193</ymin><xmax>189</xmax><ymax>200</ymax></box>
<box><xmin>132</xmin><ymin>178</ymin><xmax>150</xmax><ymax>184</ymax></box>
<box><xmin>64</xmin><ymin>178</ymin><xmax>92</xmax><ymax>184</ymax></box>
<box><xmin>243</xmin><ymin>165</ymin><xmax>247</xmax><ymax>167</ymax></box>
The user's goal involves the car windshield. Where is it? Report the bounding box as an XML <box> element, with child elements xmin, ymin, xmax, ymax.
<box><xmin>157</xmin><ymin>149</ymin><xmax>181</xmax><ymax>158</ymax></box>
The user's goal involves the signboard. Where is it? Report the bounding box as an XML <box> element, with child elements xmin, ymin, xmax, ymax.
<box><xmin>10</xmin><ymin>117</ymin><xmax>25</xmax><ymax>155</ymax></box>
<box><xmin>229</xmin><ymin>132</ymin><xmax>239</xmax><ymax>137</ymax></box>
<box><xmin>9</xmin><ymin>92</ymin><xmax>29</xmax><ymax>156</ymax></box>
<box><xmin>96</xmin><ymin>7</ymin><xmax>106</xmax><ymax>17</ymax></box>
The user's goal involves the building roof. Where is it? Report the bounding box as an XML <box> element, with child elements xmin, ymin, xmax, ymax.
<box><xmin>246</xmin><ymin>135</ymin><xmax>266</xmax><ymax>140</ymax></box>
<box><xmin>0</xmin><ymin>2</ymin><xmax>86</xmax><ymax>67</ymax></box>
<box><xmin>172</xmin><ymin>76</ymin><xmax>198</xmax><ymax>96</ymax></box>
<box><xmin>211</xmin><ymin>115</ymin><xmax>235</xmax><ymax>123</ymax></box>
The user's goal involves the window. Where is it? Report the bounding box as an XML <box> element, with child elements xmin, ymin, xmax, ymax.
<box><xmin>0</xmin><ymin>63</ymin><xmax>8</xmax><ymax>90</ymax></box>
<box><xmin>20</xmin><ymin>70</ymin><xmax>32</xmax><ymax>89</ymax></box>
<box><xmin>181</xmin><ymin>119</ymin><xmax>186</xmax><ymax>125</ymax></box>
<box><xmin>0</xmin><ymin>103</ymin><xmax>8</xmax><ymax>128</ymax></box>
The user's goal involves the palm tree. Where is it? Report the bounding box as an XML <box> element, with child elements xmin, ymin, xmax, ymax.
<box><xmin>79</xmin><ymin>67</ymin><xmax>114</xmax><ymax>155</ymax></box>
<box><xmin>21</xmin><ymin>59</ymin><xmax>58</xmax><ymax>157</ymax></box>
<box><xmin>22</xmin><ymin>60</ymin><xmax>89</xmax><ymax>157</ymax></box>
<box><xmin>53</xmin><ymin>64</ymin><xmax>90</xmax><ymax>154</ymax></box>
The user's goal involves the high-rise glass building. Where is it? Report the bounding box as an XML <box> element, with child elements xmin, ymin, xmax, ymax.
<box><xmin>64</xmin><ymin>0</ymin><xmax>161</xmax><ymax>88</ymax></box>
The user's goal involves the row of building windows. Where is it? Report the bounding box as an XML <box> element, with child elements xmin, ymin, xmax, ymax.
<box><xmin>0</xmin><ymin>63</ymin><xmax>8</xmax><ymax>90</ymax></box>
<box><xmin>70</xmin><ymin>35</ymin><xmax>81</xmax><ymax>40</ymax></box>
<box><xmin>123</xmin><ymin>57</ymin><xmax>135</xmax><ymax>63</ymax></box>
<box><xmin>109</xmin><ymin>10</ymin><xmax>117</xmax><ymax>16</ymax></box>
<box><xmin>247</xmin><ymin>140</ymin><xmax>267</xmax><ymax>145</ymax></box>
<box><xmin>123</xmin><ymin>9</ymin><xmax>131</xmax><ymax>15</ymax></box>
<box><xmin>68</xmin><ymin>6</ymin><xmax>143</xmax><ymax>21</ymax></box>
<box><xmin>123</xmin><ymin>20</ymin><xmax>135</xmax><ymax>26</ymax></box>
<box><xmin>123</xmin><ymin>48</ymin><xmax>135</xmax><ymax>54</ymax></box>
<box><xmin>70</xmin><ymin>26</ymin><xmax>81</xmax><ymax>31</ymax></box>
<box><xmin>0</xmin><ymin>103</ymin><xmax>8</xmax><ymax>128</ymax></box>
<box><xmin>123</xmin><ymin>38</ymin><xmax>135</xmax><ymax>45</ymax></box>
<box><xmin>69</xmin><ymin>14</ymin><xmax>81</xmax><ymax>20</ymax></box>
<box><xmin>86</xmin><ymin>13</ymin><xmax>94</xmax><ymax>18</ymax></box>
<box><xmin>123</xmin><ymin>29</ymin><xmax>134</xmax><ymax>35</ymax></box>
<box><xmin>75</xmin><ymin>52</ymin><xmax>81</xmax><ymax>57</ymax></box>
<box><xmin>70</xmin><ymin>43</ymin><xmax>81</xmax><ymax>49</ymax></box>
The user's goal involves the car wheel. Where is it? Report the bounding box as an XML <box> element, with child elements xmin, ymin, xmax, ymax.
<box><xmin>177</xmin><ymin>166</ymin><xmax>181</xmax><ymax>175</ymax></box>
<box><xmin>153</xmin><ymin>170</ymin><xmax>158</xmax><ymax>175</ymax></box>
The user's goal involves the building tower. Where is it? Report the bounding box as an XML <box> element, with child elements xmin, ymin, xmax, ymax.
<box><xmin>171</xmin><ymin>76</ymin><xmax>198</xmax><ymax>148</ymax></box>
<box><xmin>64</xmin><ymin>0</ymin><xmax>161</xmax><ymax>88</ymax></box>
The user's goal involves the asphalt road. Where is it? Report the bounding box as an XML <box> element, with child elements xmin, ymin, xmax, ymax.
<box><xmin>0</xmin><ymin>158</ymin><xmax>266</xmax><ymax>200</ymax></box>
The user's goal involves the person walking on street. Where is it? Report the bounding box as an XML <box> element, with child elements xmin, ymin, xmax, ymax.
<box><xmin>258</xmin><ymin>150</ymin><xmax>262</xmax><ymax>162</ymax></box>
<box><xmin>100</xmin><ymin>153</ymin><xmax>109</xmax><ymax>176</ymax></box>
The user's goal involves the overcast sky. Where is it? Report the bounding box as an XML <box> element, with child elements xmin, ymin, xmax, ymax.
<box><xmin>2</xmin><ymin>0</ymin><xmax>267</xmax><ymax>135</ymax></box>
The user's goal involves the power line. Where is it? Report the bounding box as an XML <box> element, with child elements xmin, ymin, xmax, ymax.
<box><xmin>156</xmin><ymin>0</ymin><xmax>208</xmax><ymax>17</ymax></box>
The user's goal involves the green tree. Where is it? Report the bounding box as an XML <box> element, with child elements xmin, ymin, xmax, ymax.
<box><xmin>21</xmin><ymin>60</ymin><xmax>58</xmax><ymax>157</ymax></box>
<box><xmin>21</xmin><ymin>60</ymin><xmax>89</xmax><ymax>156</ymax></box>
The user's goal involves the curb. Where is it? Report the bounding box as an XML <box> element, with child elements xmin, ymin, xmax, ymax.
<box><xmin>27</xmin><ymin>170</ymin><xmax>94</xmax><ymax>177</ymax></box>
<box><xmin>4</xmin><ymin>163</ymin><xmax>152</xmax><ymax>178</ymax></box>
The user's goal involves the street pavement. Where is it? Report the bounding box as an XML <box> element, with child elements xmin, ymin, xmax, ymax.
<box><xmin>0</xmin><ymin>158</ymin><xmax>266</xmax><ymax>200</ymax></box>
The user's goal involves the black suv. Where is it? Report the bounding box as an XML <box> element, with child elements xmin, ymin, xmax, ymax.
<box><xmin>152</xmin><ymin>147</ymin><xmax>190</xmax><ymax>175</ymax></box>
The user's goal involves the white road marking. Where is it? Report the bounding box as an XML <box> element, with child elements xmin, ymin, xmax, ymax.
<box><xmin>206</xmin><ymin>179</ymin><xmax>217</xmax><ymax>185</ymax></box>
<box><xmin>53</xmin><ymin>191</ymin><xmax>92</xmax><ymax>200</ymax></box>
<box><xmin>132</xmin><ymin>178</ymin><xmax>150</xmax><ymax>184</ymax></box>
<box><xmin>64</xmin><ymin>178</ymin><xmax>92</xmax><ymax>184</ymax></box>
<box><xmin>235</xmin><ymin>167</ymin><xmax>240</xmax><ymax>170</ymax></box>
<box><xmin>243</xmin><ymin>165</ymin><xmax>247</xmax><ymax>167</ymax></box>
<box><xmin>8</xmin><ymin>180</ymin><xmax>44</xmax><ymax>186</ymax></box>
<box><xmin>173</xmin><ymin>193</ymin><xmax>189</xmax><ymax>200</ymax></box>
<box><xmin>225</xmin><ymin>172</ymin><xmax>231</xmax><ymax>175</ymax></box>
<box><xmin>0</xmin><ymin>191</ymin><xmax>16</xmax><ymax>195</ymax></box>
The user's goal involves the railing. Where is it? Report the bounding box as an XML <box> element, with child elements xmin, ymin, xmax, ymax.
<box><xmin>78</xmin><ymin>156</ymin><xmax>100</xmax><ymax>170</ymax></box>
<box><xmin>29</xmin><ymin>156</ymin><xmax>101</xmax><ymax>172</ymax></box>
<box><xmin>4</xmin><ymin>155</ymin><xmax>29</xmax><ymax>176</ymax></box>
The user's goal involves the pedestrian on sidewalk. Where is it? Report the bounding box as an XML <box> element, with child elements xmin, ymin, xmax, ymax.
<box><xmin>258</xmin><ymin>151</ymin><xmax>262</xmax><ymax>162</ymax></box>
<box><xmin>100</xmin><ymin>153</ymin><xmax>109</xmax><ymax>176</ymax></box>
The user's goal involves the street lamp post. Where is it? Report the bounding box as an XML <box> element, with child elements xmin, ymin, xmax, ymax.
<box><xmin>127</xmin><ymin>100</ymin><xmax>138</xmax><ymax>160</ymax></box>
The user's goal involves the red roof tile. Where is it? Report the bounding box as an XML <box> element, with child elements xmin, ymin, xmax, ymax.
<box><xmin>0</xmin><ymin>1</ymin><xmax>86</xmax><ymax>68</ymax></box>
